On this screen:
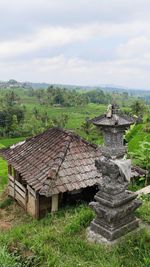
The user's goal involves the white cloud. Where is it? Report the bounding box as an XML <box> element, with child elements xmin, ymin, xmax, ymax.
<box><xmin>0</xmin><ymin>21</ymin><xmax>149</xmax><ymax>59</ymax></box>
<box><xmin>0</xmin><ymin>0</ymin><xmax>150</xmax><ymax>89</ymax></box>
<box><xmin>118</xmin><ymin>36</ymin><xmax>150</xmax><ymax>59</ymax></box>
<box><xmin>0</xmin><ymin>24</ymin><xmax>102</xmax><ymax>59</ymax></box>
<box><xmin>0</xmin><ymin>55</ymin><xmax>149</xmax><ymax>89</ymax></box>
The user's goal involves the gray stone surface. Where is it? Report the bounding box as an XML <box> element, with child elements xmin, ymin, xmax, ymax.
<box><xmin>87</xmin><ymin>222</ymin><xmax>143</xmax><ymax>245</ymax></box>
<box><xmin>136</xmin><ymin>185</ymin><xmax>150</xmax><ymax>196</ymax></box>
<box><xmin>87</xmin><ymin>227</ymin><xmax>115</xmax><ymax>245</ymax></box>
<box><xmin>92</xmin><ymin>104</ymin><xmax>135</xmax><ymax>159</ymax></box>
<box><xmin>89</xmin><ymin>157</ymin><xmax>142</xmax><ymax>241</ymax></box>
<box><xmin>88</xmin><ymin>104</ymin><xmax>142</xmax><ymax>243</ymax></box>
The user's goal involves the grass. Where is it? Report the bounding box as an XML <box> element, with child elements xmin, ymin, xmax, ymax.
<box><xmin>0</xmin><ymin>157</ymin><xmax>8</xmax><ymax>194</ymax></box>
<box><xmin>0</xmin><ymin>103</ymin><xmax>105</xmax><ymax>153</ymax></box>
<box><xmin>136</xmin><ymin>195</ymin><xmax>150</xmax><ymax>223</ymax></box>
<box><xmin>0</xmin><ymin>138</ymin><xmax>26</xmax><ymax>194</ymax></box>
<box><xmin>0</xmin><ymin>204</ymin><xmax>149</xmax><ymax>267</ymax></box>
<box><xmin>0</xmin><ymin>137</ymin><xmax>25</xmax><ymax>148</ymax></box>
<box><xmin>0</xmin><ymin>245</ymin><xmax>20</xmax><ymax>267</ymax></box>
<box><xmin>0</xmin><ymin>197</ymin><xmax>13</xmax><ymax>209</ymax></box>
<box><xmin>25</xmin><ymin>102</ymin><xmax>106</xmax><ymax>134</ymax></box>
<box><xmin>0</xmin><ymin>104</ymin><xmax>149</xmax><ymax>266</ymax></box>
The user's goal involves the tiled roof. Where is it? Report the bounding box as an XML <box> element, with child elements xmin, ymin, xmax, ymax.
<box><xmin>0</xmin><ymin>128</ymin><xmax>102</xmax><ymax>196</ymax></box>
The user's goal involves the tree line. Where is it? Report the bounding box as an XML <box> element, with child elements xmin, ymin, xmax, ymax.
<box><xmin>30</xmin><ymin>86</ymin><xmax>113</xmax><ymax>106</ymax></box>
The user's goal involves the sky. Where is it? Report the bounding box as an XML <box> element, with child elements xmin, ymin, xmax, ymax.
<box><xmin>0</xmin><ymin>0</ymin><xmax>150</xmax><ymax>90</ymax></box>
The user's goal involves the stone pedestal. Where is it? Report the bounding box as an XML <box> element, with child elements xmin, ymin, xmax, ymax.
<box><xmin>88</xmin><ymin>157</ymin><xmax>142</xmax><ymax>243</ymax></box>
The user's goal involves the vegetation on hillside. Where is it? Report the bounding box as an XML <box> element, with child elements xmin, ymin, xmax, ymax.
<box><xmin>0</xmin><ymin>85</ymin><xmax>148</xmax><ymax>138</ymax></box>
<box><xmin>0</xmin><ymin>86</ymin><xmax>149</xmax><ymax>266</ymax></box>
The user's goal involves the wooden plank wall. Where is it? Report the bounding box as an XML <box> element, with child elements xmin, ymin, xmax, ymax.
<box><xmin>27</xmin><ymin>185</ymin><xmax>39</xmax><ymax>219</ymax></box>
<box><xmin>8</xmin><ymin>174</ymin><xmax>27</xmax><ymax>208</ymax></box>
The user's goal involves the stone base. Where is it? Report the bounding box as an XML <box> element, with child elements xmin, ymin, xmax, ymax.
<box><xmin>87</xmin><ymin>227</ymin><xmax>116</xmax><ymax>245</ymax></box>
<box><xmin>87</xmin><ymin>220</ymin><xmax>141</xmax><ymax>245</ymax></box>
<box><xmin>89</xmin><ymin>155</ymin><xmax>142</xmax><ymax>245</ymax></box>
<box><xmin>90</xmin><ymin>217</ymin><xmax>139</xmax><ymax>241</ymax></box>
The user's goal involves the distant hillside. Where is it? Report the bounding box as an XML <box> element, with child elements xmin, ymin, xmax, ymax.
<box><xmin>0</xmin><ymin>80</ymin><xmax>150</xmax><ymax>103</ymax></box>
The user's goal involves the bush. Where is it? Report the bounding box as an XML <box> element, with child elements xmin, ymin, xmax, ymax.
<box><xmin>125</xmin><ymin>124</ymin><xmax>142</xmax><ymax>143</ymax></box>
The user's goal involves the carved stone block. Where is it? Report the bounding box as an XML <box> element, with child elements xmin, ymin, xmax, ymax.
<box><xmin>88</xmin><ymin>157</ymin><xmax>142</xmax><ymax>242</ymax></box>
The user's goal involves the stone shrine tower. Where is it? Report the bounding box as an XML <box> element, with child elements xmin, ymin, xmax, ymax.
<box><xmin>87</xmin><ymin>104</ymin><xmax>142</xmax><ymax>243</ymax></box>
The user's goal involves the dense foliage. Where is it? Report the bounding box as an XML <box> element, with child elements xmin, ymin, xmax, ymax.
<box><xmin>84</xmin><ymin>89</ymin><xmax>111</xmax><ymax>104</ymax></box>
<box><xmin>34</xmin><ymin>86</ymin><xmax>89</xmax><ymax>107</ymax></box>
<box><xmin>0</xmin><ymin>91</ymin><xmax>25</xmax><ymax>137</ymax></box>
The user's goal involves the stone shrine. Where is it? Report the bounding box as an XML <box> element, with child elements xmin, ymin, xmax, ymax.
<box><xmin>87</xmin><ymin>104</ymin><xmax>142</xmax><ymax>243</ymax></box>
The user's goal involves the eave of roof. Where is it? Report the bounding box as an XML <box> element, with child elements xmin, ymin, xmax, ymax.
<box><xmin>0</xmin><ymin>127</ymin><xmax>143</xmax><ymax>197</ymax></box>
<box><xmin>0</xmin><ymin>127</ymin><xmax>102</xmax><ymax>196</ymax></box>
<box><xmin>92</xmin><ymin>113</ymin><xmax>135</xmax><ymax>127</ymax></box>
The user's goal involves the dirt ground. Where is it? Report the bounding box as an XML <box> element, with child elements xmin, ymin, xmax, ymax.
<box><xmin>0</xmin><ymin>189</ymin><xmax>29</xmax><ymax>231</ymax></box>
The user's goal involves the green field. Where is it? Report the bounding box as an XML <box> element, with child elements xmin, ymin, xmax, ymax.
<box><xmin>0</xmin><ymin>102</ymin><xmax>150</xmax><ymax>266</ymax></box>
<box><xmin>24</xmin><ymin>103</ymin><xmax>106</xmax><ymax>129</ymax></box>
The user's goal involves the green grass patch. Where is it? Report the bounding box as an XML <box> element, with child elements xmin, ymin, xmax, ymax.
<box><xmin>0</xmin><ymin>157</ymin><xmax>8</xmax><ymax>194</ymax></box>
<box><xmin>136</xmin><ymin>195</ymin><xmax>150</xmax><ymax>223</ymax></box>
<box><xmin>0</xmin><ymin>137</ymin><xmax>25</xmax><ymax>148</ymax></box>
<box><xmin>64</xmin><ymin>205</ymin><xmax>94</xmax><ymax>234</ymax></box>
<box><xmin>0</xmin><ymin>204</ymin><xmax>149</xmax><ymax>267</ymax></box>
<box><xmin>0</xmin><ymin>197</ymin><xmax>13</xmax><ymax>209</ymax></box>
<box><xmin>24</xmin><ymin>102</ymin><xmax>106</xmax><ymax>129</ymax></box>
<box><xmin>0</xmin><ymin>245</ymin><xmax>21</xmax><ymax>267</ymax></box>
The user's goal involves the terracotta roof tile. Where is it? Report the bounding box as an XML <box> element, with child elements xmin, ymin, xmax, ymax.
<box><xmin>0</xmin><ymin>127</ymin><xmax>102</xmax><ymax>196</ymax></box>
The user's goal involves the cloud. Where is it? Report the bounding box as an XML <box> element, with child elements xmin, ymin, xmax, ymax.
<box><xmin>0</xmin><ymin>55</ymin><xmax>149</xmax><ymax>89</ymax></box>
<box><xmin>0</xmin><ymin>0</ymin><xmax>150</xmax><ymax>89</ymax></box>
<box><xmin>118</xmin><ymin>36</ymin><xmax>150</xmax><ymax>59</ymax></box>
<box><xmin>0</xmin><ymin>21</ymin><xmax>148</xmax><ymax>60</ymax></box>
<box><xmin>0</xmin><ymin>24</ymin><xmax>102</xmax><ymax>59</ymax></box>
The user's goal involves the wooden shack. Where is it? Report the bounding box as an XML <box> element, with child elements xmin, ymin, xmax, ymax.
<box><xmin>0</xmin><ymin>128</ymin><xmax>102</xmax><ymax>219</ymax></box>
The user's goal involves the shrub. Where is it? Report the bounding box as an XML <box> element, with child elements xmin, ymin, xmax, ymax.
<box><xmin>125</xmin><ymin>124</ymin><xmax>142</xmax><ymax>143</ymax></box>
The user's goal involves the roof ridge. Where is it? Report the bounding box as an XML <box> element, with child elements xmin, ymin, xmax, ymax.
<box><xmin>4</xmin><ymin>127</ymin><xmax>98</xmax><ymax>152</ymax></box>
<box><xmin>55</xmin><ymin>134</ymin><xmax>73</xmax><ymax>175</ymax></box>
<box><xmin>39</xmin><ymin>132</ymin><xmax>73</xmax><ymax>194</ymax></box>
<box><xmin>55</xmin><ymin>127</ymin><xmax>98</xmax><ymax>149</ymax></box>
<box><xmin>45</xmin><ymin>128</ymin><xmax>73</xmax><ymax>176</ymax></box>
